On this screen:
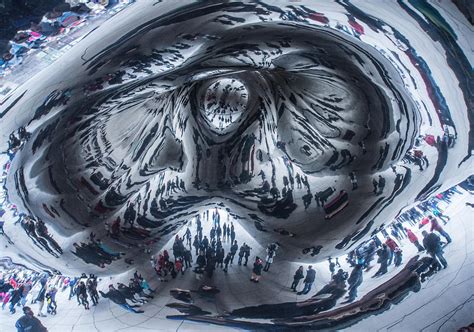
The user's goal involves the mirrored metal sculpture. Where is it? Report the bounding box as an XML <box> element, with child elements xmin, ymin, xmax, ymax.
<box><xmin>0</xmin><ymin>1</ymin><xmax>472</xmax><ymax>330</ymax></box>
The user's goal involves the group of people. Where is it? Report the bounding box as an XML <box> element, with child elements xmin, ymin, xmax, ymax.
<box><xmin>287</xmin><ymin>183</ymin><xmax>460</xmax><ymax>304</ymax></box>
<box><xmin>1</xmin><ymin>1</ymin><xmax>134</xmax><ymax>79</ymax></box>
<box><xmin>0</xmin><ymin>182</ymin><xmax>463</xmax><ymax>331</ymax></box>
<box><xmin>0</xmin><ymin>266</ymin><xmax>155</xmax><ymax>332</ymax></box>
<box><xmin>151</xmin><ymin>209</ymin><xmax>283</xmax><ymax>285</ymax></box>
<box><xmin>99</xmin><ymin>271</ymin><xmax>154</xmax><ymax>314</ymax></box>
<box><xmin>290</xmin><ymin>265</ymin><xmax>317</xmax><ymax>294</ymax></box>
<box><xmin>340</xmin><ymin>200</ymin><xmax>456</xmax><ymax>302</ymax></box>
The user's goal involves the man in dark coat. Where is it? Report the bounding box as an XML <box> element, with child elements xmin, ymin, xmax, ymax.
<box><xmin>297</xmin><ymin>265</ymin><xmax>316</xmax><ymax>295</ymax></box>
<box><xmin>243</xmin><ymin>244</ymin><xmax>251</xmax><ymax>266</ymax></box>
<box><xmin>345</xmin><ymin>264</ymin><xmax>363</xmax><ymax>302</ymax></box>
<box><xmin>15</xmin><ymin>306</ymin><xmax>48</xmax><ymax>332</ymax></box>
<box><xmin>195</xmin><ymin>252</ymin><xmax>206</xmax><ymax>273</ymax></box>
<box><xmin>238</xmin><ymin>245</ymin><xmax>245</xmax><ymax>265</ymax></box>
<box><xmin>223</xmin><ymin>252</ymin><xmax>232</xmax><ymax>272</ymax></box>
<box><xmin>372</xmin><ymin>244</ymin><xmax>389</xmax><ymax>278</ymax></box>
<box><xmin>230</xmin><ymin>240</ymin><xmax>238</xmax><ymax>264</ymax></box>
<box><xmin>377</xmin><ymin>175</ymin><xmax>385</xmax><ymax>195</ymax></box>
<box><xmin>193</xmin><ymin>235</ymin><xmax>200</xmax><ymax>255</ymax></box>
<box><xmin>9</xmin><ymin>285</ymin><xmax>24</xmax><ymax>314</ymax></box>
<box><xmin>422</xmin><ymin>231</ymin><xmax>448</xmax><ymax>269</ymax></box>
<box><xmin>290</xmin><ymin>266</ymin><xmax>304</xmax><ymax>292</ymax></box>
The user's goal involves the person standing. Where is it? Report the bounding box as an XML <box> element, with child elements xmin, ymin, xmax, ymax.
<box><xmin>9</xmin><ymin>285</ymin><xmax>23</xmax><ymax>314</ymax></box>
<box><xmin>405</xmin><ymin>228</ymin><xmax>424</xmax><ymax>252</ymax></box>
<box><xmin>216</xmin><ymin>248</ymin><xmax>225</xmax><ymax>268</ymax></box>
<box><xmin>250</xmin><ymin>257</ymin><xmax>264</xmax><ymax>283</ymax></box>
<box><xmin>328</xmin><ymin>258</ymin><xmax>336</xmax><ymax>276</ymax></box>
<box><xmin>372</xmin><ymin>178</ymin><xmax>378</xmax><ymax>194</ymax></box>
<box><xmin>385</xmin><ymin>237</ymin><xmax>399</xmax><ymax>266</ymax></box>
<box><xmin>87</xmin><ymin>276</ymin><xmax>99</xmax><ymax>306</ymax></box>
<box><xmin>195</xmin><ymin>251</ymin><xmax>206</xmax><ymax>273</ymax></box>
<box><xmin>228</xmin><ymin>223</ymin><xmax>232</xmax><ymax>239</ymax></box>
<box><xmin>184</xmin><ymin>249</ymin><xmax>192</xmax><ymax>269</ymax></box>
<box><xmin>297</xmin><ymin>266</ymin><xmax>316</xmax><ymax>295</ymax></box>
<box><xmin>372</xmin><ymin>244</ymin><xmax>389</xmax><ymax>278</ymax></box>
<box><xmin>201</xmin><ymin>236</ymin><xmax>209</xmax><ymax>251</ymax></box>
<box><xmin>393</xmin><ymin>247</ymin><xmax>403</xmax><ymax>267</ymax></box>
<box><xmin>222</xmin><ymin>223</ymin><xmax>227</xmax><ymax>241</ymax></box>
<box><xmin>230</xmin><ymin>240</ymin><xmax>238</xmax><ymax>264</ymax></box>
<box><xmin>35</xmin><ymin>283</ymin><xmax>47</xmax><ymax>317</ymax></box>
<box><xmin>290</xmin><ymin>266</ymin><xmax>304</xmax><ymax>292</ymax></box>
<box><xmin>377</xmin><ymin>175</ymin><xmax>385</xmax><ymax>195</ymax></box>
<box><xmin>15</xmin><ymin>306</ymin><xmax>48</xmax><ymax>332</ymax></box>
<box><xmin>230</xmin><ymin>228</ymin><xmax>236</xmax><ymax>244</ymax></box>
<box><xmin>205</xmin><ymin>254</ymin><xmax>216</xmax><ymax>278</ymax></box>
<box><xmin>345</xmin><ymin>264</ymin><xmax>363</xmax><ymax>303</ymax></box>
<box><xmin>349</xmin><ymin>171</ymin><xmax>358</xmax><ymax>190</ymax></box>
<box><xmin>193</xmin><ymin>235</ymin><xmax>200</xmax><ymax>255</ymax></box>
<box><xmin>432</xmin><ymin>208</ymin><xmax>450</xmax><ymax>225</ymax></box>
<box><xmin>77</xmin><ymin>281</ymin><xmax>90</xmax><ymax>310</ymax></box>
<box><xmin>422</xmin><ymin>231</ymin><xmax>448</xmax><ymax>269</ymax></box>
<box><xmin>20</xmin><ymin>281</ymin><xmax>32</xmax><ymax>307</ymax></box>
<box><xmin>429</xmin><ymin>215</ymin><xmax>452</xmax><ymax>244</ymax></box>
<box><xmin>69</xmin><ymin>278</ymin><xmax>77</xmax><ymax>300</ymax></box>
<box><xmin>243</xmin><ymin>244</ymin><xmax>251</xmax><ymax>266</ymax></box>
<box><xmin>238</xmin><ymin>245</ymin><xmax>245</xmax><ymax>266</ymax></box>
<box><xmin>223</xmin><ymin>252</ymin><xmax>232</xmax><ymax>272</ymax></box>
<box><xmin>216</xmin><ymin>225</ymin><xmax>222</xmax><ymax>239</ymax></box>
<box><xmin>264</xmin><ymin>244</ymin><xmax>277</xmax><ymax>272</ymax></box>
<box><xmin>185</xmin><ymin>228</ymin><xmax>192</xmax><ymax>247</ymax></box>
<box><xmin>210</xmin><ymin>227</ymin><xmax>216</xmax><ymax>242</ymax></box>
<box><xmin>45</xmin><ymin>286</ymin><xmax>57</xmax><ymax>315</ymax></box>
<box><xmin>175</xmin><ymin>259</ymin><xmax>184</xmax><ymax>276</ymax></box>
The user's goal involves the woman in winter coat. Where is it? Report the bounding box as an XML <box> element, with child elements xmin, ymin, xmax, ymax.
<box><xmin>405</xmin><ymin>228</ymin><xmax>424</xmax><ymax>252</ymax></box>
<box><xmin>250</xmin><ymin>257</ymin><xmax>264</xmax><ymax>283</ymax></box>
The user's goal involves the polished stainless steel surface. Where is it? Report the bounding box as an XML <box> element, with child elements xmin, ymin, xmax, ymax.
<box><xmin>0</xmin><ymin>1</ymin><xmax>472</xmax><ymax>330</ymax></box>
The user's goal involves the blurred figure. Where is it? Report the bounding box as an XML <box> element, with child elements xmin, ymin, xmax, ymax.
<box><xmin>250</xmin><ymin>257</ymin><xmax>263</xmax><ymax>283</ymax></box>
<box><xmin>344</xmin><ymin>264</ymin><xmax>364</xmax><ymax>303</ymax></box>
<box><xmin>372</xmin><ymin>244</ymin><xmax>389</xmax><ymax>278</ymax></box>
<box><xmin>429</xmin><ymin>215</ymin><xmax>452</xmax><ymax>244</ymax></box>
<box><xmin>16</xmin><ymin>306</ymin><xmax>47</xmax><ymax>332</ymax></box>
<box><xmin>297</xmin><ymin>266</ymin><xmax>316</xmax><ymax>295</ymax></box>
<box><xmin>405</xmin><ymin>228</ymin><xmax>424</xmax><ymax>252</ymax></box>
<box><xmin>422</xmin><ymin>231</ymin><xmax>448</xmax><ymax>270</ymax></box>
<box><xmin>290</xmin><ymin>266</ymin><xmax>304</xmax><ymax>292</ymax></box>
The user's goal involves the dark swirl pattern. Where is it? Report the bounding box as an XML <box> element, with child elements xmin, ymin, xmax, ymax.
<box><xmin>0</xmin><ymin>0</ymin><xmax>472</xmax><ymax>330</ymax></box>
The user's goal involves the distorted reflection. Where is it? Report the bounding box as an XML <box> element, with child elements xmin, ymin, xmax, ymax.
<box><xmin>0</xmin><ymin>0</ymin><xmax>472</xmax><ymax>331</ymax></box>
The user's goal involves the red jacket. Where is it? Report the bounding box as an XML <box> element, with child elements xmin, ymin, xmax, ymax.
<box><xmin>406</xmin><ymin>229</ymin><xmax>418</xmax><ymax>243</ymax></box>
<box><xmin>175</xmin><ymin>260</ymin><xmax>183</xmax><ymax>271</ymax></box>
<box><xmin>385</xmin><ymin>238</ymin><xmax>399</xmax><ymax>251</ymax></box>
<box><xmin>430</xmin><ymin>218</ymin><xmax>443</xmax><ymax>232</ymax></box>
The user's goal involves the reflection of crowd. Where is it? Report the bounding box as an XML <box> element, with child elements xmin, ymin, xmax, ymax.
<box><xmin>0</xmin><ymin>182</ymin><xmax>467</xmax><ymax>330</ymax></box>
<box><xmin>333</xmin><ymin>185</ymin><xmax>460</xmax><ymax>303</ymax></box>
<box><xmin>1</xmin><ymin>271</ymin><xmax>97</xmax><ymax>317</ymax></box>
<box><xmin>150</xmin><ymin>208</ymin><xmax>284</xmax><ymax>286</ymax></box>
<box><xmin>99</xmin><ymin>271</ymin><xmax>154</xmax><ymax>314</ymax></box>
<box><xmin>20</xmin><ymin>216</ymin><xmax>63</xmax><ymax>257</ymax></box>
<box><xmin>204</xmin><ymin>81</ymin><xmax>247</xmax><ymax>130</ymax></box>
<box><xmin>0</xmin><ymin>266</ymin><xmax>154</xmax><ymax>332</ymax></box>
<box><xmin>1</xmin><ymin>1</ymin><xmax>134</xmax><ymax>78</ymax></box>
